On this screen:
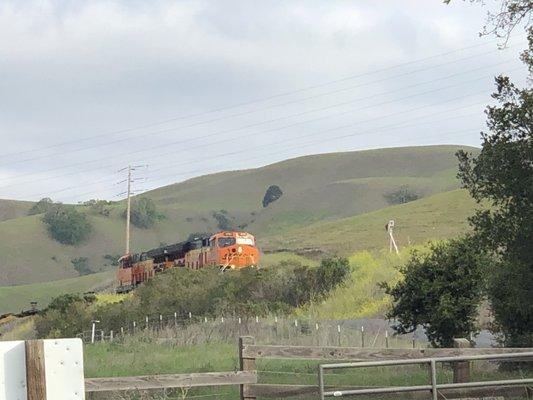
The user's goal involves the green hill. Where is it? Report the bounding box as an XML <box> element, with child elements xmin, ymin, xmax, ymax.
<box><xmin>0</xmin><ymin>199</ymin><xmax>34</xmax><ymax>222</ymax></box>
<box><xmin>0</xmin><ymin>145</ymin><xmax>477</xmax><ymax>286</ymax></box>
<box><xmin>0</xmin><ymin>271</ymin><xmax>114</xmax><ymax>315</ymax></box>
<box><xmin>262</xmin><ymin>189</ymin><xmax>476</xmax><ymax>256</ymax></box>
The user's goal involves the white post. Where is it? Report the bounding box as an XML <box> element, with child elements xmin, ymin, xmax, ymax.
<box><xmin>91</xmin><ymin>322</ymin><xmax>96</xmax><ymax>344</ymax></box>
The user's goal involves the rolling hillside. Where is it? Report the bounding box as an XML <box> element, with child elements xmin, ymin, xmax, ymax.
<box><xmin>0</xmin><ymin>199</ymin><xmax>34</xmax><ymax>222</ymax></box>
<box><xmin>261</xmin><ymin>189</ymin><xmax>476</xmax><ymax>256</ymax></box>
<box><xmin>0</xmin><ymin>145</ymin><xmax>477</xmax><ymax>286</ymax></box>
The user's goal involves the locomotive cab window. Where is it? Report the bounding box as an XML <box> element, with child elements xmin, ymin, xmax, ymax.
<box><xmin>218</xmin><ymin>237</ymin><xmax>236</xmax><ymax>247</ymax></box>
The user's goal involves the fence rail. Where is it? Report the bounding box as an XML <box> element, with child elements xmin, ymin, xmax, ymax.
<box><xmin>80</xmin><ymin>336</ymin><xmax>533</xmax><ymax>399</ymax></box>
<box><xmin>318</xmin><ymin>352</ymin><xmax>533</xmax><ymax>399</ymax></box>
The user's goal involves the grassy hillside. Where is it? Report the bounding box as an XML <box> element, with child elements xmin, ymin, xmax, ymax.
<box><xmin>0</xmin><ymin>145</ymin><xmax>476</xmax><ymax>286</ymax></box>
<box><xmin>262</xmin><ymin>189</ymin><xmax>476</xmax><ymax>255</ymax></box>
<box><xmin>0</xmin><ymin>199</ymin><xmax>34</xmax><ymax>222</ymax></box>
<box><xmin>0</xmin><ymin>271</ymin><xmax>114</xmax><ymax>315</ymax></box>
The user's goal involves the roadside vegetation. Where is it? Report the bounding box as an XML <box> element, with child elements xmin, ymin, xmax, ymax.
<box><xmin>35</xmin><ymin>257</ymin><xmax>350</xmax><ymax>338</ymax></box>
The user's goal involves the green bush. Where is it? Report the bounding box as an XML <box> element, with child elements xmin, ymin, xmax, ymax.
<box><xmin>126</xmin><ymin>197</ymin><xmax>159</xmax><ymax>229</ymax></box>
<box><xmin>71</xmin><ymin>257</ymin><xmax>92</xmax><ymax>276</ymax></box>
<box><xmin>35</xmin><ymin>257</ymin><xmax>350</xmax><ymax>338</ymax></box>
<box><xmin>28</xmin><ymin>197</ymin><xmax>55</xmax><ymax>215</ymax></box>
<box><xmin>383</xmin><ymin>185</ymin><xmax>419</xmax><ymax>205</ymax></box>
<box><xmin>42</xmin><ymin>205</ymin><xmax>92</xmax><ymax>245</ymax></box>
<box><xmin>383</xmin><ymin>237</ymin><xmax>487</xmax><ymax>347</ymax></box>
<box><xmin>262</xmin><ymin>185</ymin><xmax>283</xmax><ymax>207</ymax></box>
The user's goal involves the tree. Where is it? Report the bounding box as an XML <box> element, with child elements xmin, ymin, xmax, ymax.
<box><xmin>71</xmin><ymin>257</ymin><xmax>92</xmax><ymax>276</ymax></box>
<box><xmin>28</xmin><ymin>197</ymin><xmax>55</xmax><ymax>215</ymax></box>
<box><xmin>84</xmin><ymin>199</ymin><xmax>112</xmax><ymax>217</ymax></box>
<box><xmin>384</xmin><ymin>237</ymin><xmax>487</xmax><ymax>347</ymax></box>
<box><xmin>262</xmin><ymin>185</ymin><xmax>283</xmax><ymax>207</ymax></box>
<box><xmin>383</xmin><ymin>185</ymin><xmax>419</xmax><ymax>205</ymax></box>
<box><xmin>42</xmin><ymin>204</ymin><xmax>92</xmax><ymax>245</ymax></box>
<box><xmin>127</xmin><ymin>197</ymin><xmax>159</xmax><ymax>229</ymax></box>
<box><xmin>444</xmin><ymin>0</ymin><xmax>532</xmax><ymax>42</ymax></box>
<box><xmin>456</xmin><ymin>30</ymin><xmax>532</xmax><ymax>347</ymax></box>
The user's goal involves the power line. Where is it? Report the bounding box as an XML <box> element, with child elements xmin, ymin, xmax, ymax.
<box><xmin>0</xmin><ymin>34</ymin><xmax>524</xmax><ymax>161</ymax></box>
<box><xmin>0</xmin><ymin>46</ymin><xmax>520</xmax><ymax>168</ymax></box>
<box><xmin>3</xmin><ymin>84</ymin><xmax>493</xmax><ymax>199</ymax></box>
<box><xmin>0</xmin><ymin>66</ymin><xmax>512</xmax><ymax>188</ymax></box>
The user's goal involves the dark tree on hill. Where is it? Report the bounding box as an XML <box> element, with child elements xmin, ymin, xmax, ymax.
<box><xmin>126</xmin><ymin>197</ymin><xmax>159</xmax><ymax>229</ymax></box>
<box><xmin>384</xmin><ymin>237</ymin><xmax>487</xmax><ymax>347</ymax></box>
<box><xmin>42</xmin><ymin>205</ymin><xmax>92</xmax><ymax>245</ymax></box>
<box><xmin>456</xmin><ymin>30</ymin><xmax>533</xmax><ymax>347</ymax></box>
<box><xmin>383</xmin><ymin>185</ymin><xmax>419</xmax><ymax>205</ymax></box>
<box><xmin>28</xmin><ymin>197</ymin><xmax>55</xmax><ymax>215</ymax></box>
<box><xmin>262</xmin><ymin>185</ymin><xmax>283</xmax><ymax>207</ymax></box>
<box><xmin>444</xmin><ymin>0</ymin><xmax>532</xmax><ymax>42</ymax></box>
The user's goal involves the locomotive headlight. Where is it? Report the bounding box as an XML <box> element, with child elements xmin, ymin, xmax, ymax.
<box><xmin>238</xmin><ymin>246</ymin><xmax>243</xmax><ymax>254</ymax></box>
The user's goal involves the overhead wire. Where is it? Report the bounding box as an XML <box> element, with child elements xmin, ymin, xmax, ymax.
<box><xmin>0</xmin><ymin>65</ymin><xmax>517</xmax><ymax>188</ymax></box>
<box><xmin>0</xmin><ymin>45</ymin><xmax>521</xmax><ymax>168</ymax></box>
<box><xmin>0</xmin><ymin>33</ymin><xmax>522</xmax><ymax>160</ymax></box>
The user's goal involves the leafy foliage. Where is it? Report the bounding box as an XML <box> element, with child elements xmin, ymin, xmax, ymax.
<box><xmin>71</xmin><ymin>257</ymin><xmax>92</xmax><ymax>276</ymax></box>
<box><xmin>42</xmin><ymin>205</ymin><xmax>92</xmax><ymax>245</ymax></box>
<box><xmin>127</xmin><ymin>197</ymin><xmax>159</xmax><ymax>229</ymax></box>
<box><xmin>35</xmin><ymin>257</ymin><xmax>350</xmax><ymax>338</ymax></box>
<box><xmin>84</xmin><ymin>199</ymin><xmax>112</xmax><ymax>217</ymax></box>
<box><xmin>262</xmin><ymin>185</ymin><xmax>283</xmax><ymax>207</ymax></box>
<box><xmin>35</xmin><ymin>294</ymin><xmax>96</xmax><ymax>338</ymax></box>
<box><xmin>212</xmin><ymin>210</ymin><xmax>236</xmax><ymax>230</ymax></box>
<box><xmin>28</xmin><ymin>197</ymin><xmax>55</xmax><ymax>215</ymax></box>
<box><xmin>456</xmin><ymin>30</ymin><xmax>533</xmax><ymax>347</ymax></box>
<box><xmin>383</xmin><ymin>185</ymin><xmax>419</xmax><ymax>205</ymax></box>
<box><xmin>384</xmin><ymin>238</ymin><xmax>487</xmax><ymax>347</ymax></box>
<box><xmin>444</xmin><ymin>0</ymin><xmax>532</xmax><ymax>41</ymax></box>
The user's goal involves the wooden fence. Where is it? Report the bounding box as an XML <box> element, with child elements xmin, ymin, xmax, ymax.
<box><xmin>82</xmin><ymin>336</ymin><xmax>533</xmax><ymax>399</ymax></box>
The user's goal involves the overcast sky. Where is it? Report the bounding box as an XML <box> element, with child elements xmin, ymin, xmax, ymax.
<box><xmin>0</xmin><ymin>0</ymin><xmax>529</xmax><ymax>202</ymax></box>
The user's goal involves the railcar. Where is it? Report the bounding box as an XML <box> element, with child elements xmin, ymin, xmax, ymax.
<box><xmin>116</xmin><ymin>231</ymin><xmax>259</xmax><ymax>293</ymax></box>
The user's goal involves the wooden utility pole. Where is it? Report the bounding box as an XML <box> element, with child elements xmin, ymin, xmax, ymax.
<box><xmin>125</xmin><ymin>165</ymin><xmax>132</xmax><ymax>255</ymax></box>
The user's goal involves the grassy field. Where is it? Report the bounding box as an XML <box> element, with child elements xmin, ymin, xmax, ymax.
<box><xmin>261</xmin><ymin>189</ymin><xmax>476</xmax><ymax>255</ymax></box>
<box><xmin>0</xmin><ymin>270</ymin><xmax>114</xmax><ymax>314</ymax></box>
<box><xmin>0</xmin><ymin>145</ymin><xmax>475</xmax><ymax>286</ymax></box>
<box><xmin>0</xmin><ymin>198</ymin><xmax>34</xmax><ymax>222</ymax></box>
<box><xmin>84</xmin><ymin>338</ymin><xmax>529</xmax><ymax>400</ymax></box>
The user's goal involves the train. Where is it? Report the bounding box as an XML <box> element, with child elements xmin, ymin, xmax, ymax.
<box><xmin>116</xmin><ymin>231</ymin><xmax>259</xmax><ymax>293</ymax></box>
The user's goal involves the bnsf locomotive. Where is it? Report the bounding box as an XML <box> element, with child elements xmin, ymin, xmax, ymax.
<box><xmin>116</xmin><ymin>231</ymin><xmax>259</xmax><ymax>293</ymax></box>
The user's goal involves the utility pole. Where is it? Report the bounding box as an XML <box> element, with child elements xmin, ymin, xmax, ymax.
<box><xmin>117</xmin><ymin>165</ymin><xmax>147</xmax><ymax>256</ymax></box>
<box><xmin>386</xmin><ymin>219</ymin><xmax>399</xmax><ymax>255</ymax></box>
<box><xmin>126</xmin><ymin>165</ymin><xmax>132</xmax><ymax>255</ymax></box>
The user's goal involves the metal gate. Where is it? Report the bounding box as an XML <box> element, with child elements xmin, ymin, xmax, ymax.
<box><xmin>318</xmin><ymin>352</ymin><xmax>533</xmax><ymax>399</ymax></box>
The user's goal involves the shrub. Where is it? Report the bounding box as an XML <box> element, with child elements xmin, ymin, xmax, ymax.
<box><xmin>42</xmin><ymin>205</ymin><xmax>92</xmax><ymax>245</ymax></box>
<box><xmin>262</xmin><ymin>185</ymin><xmax>283</xmax><ymax>207</ymax></box>
<box><xmin>383</xmin><ymin>237</ymin><xmax>488</xmax><ymax>347</ymax></box>
<box><xmin>28</xmin><ymin>197</ymin><xmax>55</xmax><ymax>215</ymax></box>
<box><xmin>35</xmin><ymin>257</ymin><xmax>350</xmax><ymax>337</ymax></box>
<box><xmin>84</xmin><ymin>199</ymin><xmax>112</xmax><ymax>217</ymax></box>
<box><xmin>383</xmin><ymin>185</ymin><xmax>419</xmax><ymax>205</ymax></box>
<box><xmin>127</xmin><ymin>197</ymin><xmax>159</xmax><ymax>229</ymax></box>
<box><xmin>71</xmin><ymin>257</ymin><xmax>92</xmax><ymax>276</ymax></box>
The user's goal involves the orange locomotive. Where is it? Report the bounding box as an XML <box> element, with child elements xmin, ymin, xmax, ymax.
<box><xmin>116</xmin><ymin>231</ymin><xmax>259</xmax><ymax>293</ymax></box>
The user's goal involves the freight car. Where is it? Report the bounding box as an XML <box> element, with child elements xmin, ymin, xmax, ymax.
<box><xmin>116</xmin><ymin>231</ymin><xmax>259</xmax><ymax>293</ymax></box>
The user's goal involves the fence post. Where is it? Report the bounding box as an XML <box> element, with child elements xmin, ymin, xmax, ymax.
<box><xmin>453</xmin><ymin>338</ymin><xmax>471</xmax><ymax>383</ymax></box>
<box><xmin>239</xmin><ymin>336</ymin><xmax>256</xmax><ymax>400</ymax></box>
<box><xmin>25</xmin><ymin>340</ymin><xmax>47</xmax><ymax>400</ymax></box>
